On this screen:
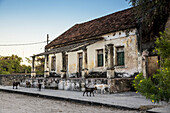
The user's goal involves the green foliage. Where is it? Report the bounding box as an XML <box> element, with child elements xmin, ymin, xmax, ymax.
<box><xmin>133</xmin><ymin>71</ymin><xmax>170</xmax><ymax>103</ymax></box>
<box><xmin>0</xmin><ymin>71</ymin><xmax>10</xmax><ymax>75</ymax></box>
<box><xmin>128</xmin><ymin>0</ymin><xmax>170</xmax><ymax>41</ymax></box>
<box><xmin>25</xmin><ymin>57</ymin><xmax>32</xmax><ymax>64</ymax></box>
<box><xmin>35</xmin><ymin>56</ymin><xmax>45</xmax><ymax>75</ymax></box>
<box><xmin>0</xmin><ymin>55</ymin><xmax>31</xmax><ymax>74</ymax></box>
<box><xmin>154</xmin><ymin>29</ymin><xmax>170</xmax><ymax>67</ymax></box>
<box><xmin>133</xmin><ymin>30</ymin><xmax>170</xmax><ymax>103</ymax></box>
<box><xmin>23</xmin><ymin>56</ymin><xmax>45</xmax><ymax>75</ymax></box>
<box><xmin>20</xmin><ymin>64</ymin><xmax>31</xmax><ymax>73</ymax></box>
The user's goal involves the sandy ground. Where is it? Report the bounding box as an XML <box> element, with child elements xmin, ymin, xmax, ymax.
<box><xmin>0</xmin><ymin>91</ymin><xmax>141</xmax><ymax>113</ymax></box>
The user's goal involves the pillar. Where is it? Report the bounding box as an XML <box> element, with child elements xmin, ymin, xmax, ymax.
<box><xmin>107</xmin><ymin>44</ymin><xmax>115</xmax><ymax>78</ymax></box>
<box><xmin>31</xmin><ymin>56</ymin><xmax>36</xmax><ymax>78</ymax></box>
<box><xmin>142</xmin><ymin>50</ymin><xmax>149</xmax><ymax>78</ymax></box>
<box><xmin>44</xmin><ymin>55</ymin><xmax>49</xmax><ymax>78</ymax></box>
<box><xmin>82</xmin><ymin>47</ymin><xmax>88</xmax><ymax>78</ymax></box>
<box><xmin>61</xmin><ymin>52</ymin><xmax>66</xmax><ymax>79</ymax></box>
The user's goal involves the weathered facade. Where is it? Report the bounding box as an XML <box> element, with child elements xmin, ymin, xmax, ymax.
<box><xmin>44</xmin><ymin>29</ymin><xmax>139</xmax><ymax>78</ymax></box>
<box><xmin>31</xmin><ymin>7</ymin><xmax>160</xmax><ymax>92</ymax></box>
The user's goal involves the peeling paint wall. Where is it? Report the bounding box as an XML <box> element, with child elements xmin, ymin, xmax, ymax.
<box><xmin>56</xmin><ymin>53</ymin><xmax>62</xmax><ymax>74</ymax></box>
<box><xmin>48</xmin><ymin>29</ymin><xmax>139</xmax><ymax>77</ymax></box>
<box><xmin>68</xmin><ymin>51</ymin><xmax>79</xmax><ymax>73</ymax></box>
<box><xmin>87</xmin><ymin>40</ymin><xmax>106</xmax><ymax>72</ymax></box>
<box><xmin>87</xmin><ymin>29</ymin><xmax>139</xmax><ymax>76</ymax></box>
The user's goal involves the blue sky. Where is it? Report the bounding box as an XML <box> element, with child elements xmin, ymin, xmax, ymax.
<box><xmin>0</xmin><ymin>0</ymin><xmax>131</xmax><ymax>65</ymax></box>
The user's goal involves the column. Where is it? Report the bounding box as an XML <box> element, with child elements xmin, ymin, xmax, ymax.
<box><xmin>61</xmin><ymin>52</ymin><xmax>66</xmax><ymax>79</ymax></box>
<box><xmin>107</xmin><ymin>44</ymin><xmax>115</xmax><ymax>78</ymax></box>
<box><xmin>31</xmin><ymin>56</ymin><xmax>36</xmax><ymax>78</ymax></box>
<box><xmin>82</xmin><ymin>47</ymin><xmax>88</xmax><ymax>78</ymax></box>
<box><xmin>142</xmin><ymin>50</ymin><xmax>149</xmax><ymax>78</ymax></box>
<box><xmin>44</xmin><ymin>55</ymin><xmax>49</xmax><ymax>78</ymax></box>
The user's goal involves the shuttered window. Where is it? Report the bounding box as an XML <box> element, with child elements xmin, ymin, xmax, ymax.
<box><xmin>117</xmin><ymin>47</ymin><xmax>124</xmax><ymax>66</ymax></box>
<box><xmin>97</xmin><ymin>50</ymin><xmax>103</xmax><ymax>67</ymax></box>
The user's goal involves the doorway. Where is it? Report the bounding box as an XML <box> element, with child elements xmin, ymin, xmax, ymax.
<box><xmin>78</xmin><ymin>53</ymin><xmax>83</xmax><ymax>77</ymax></box>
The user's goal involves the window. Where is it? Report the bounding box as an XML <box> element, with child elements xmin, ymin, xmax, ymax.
<box><xmin>51</xmin><ymin>56</ymin><xmax>56</xmax><ymax>71</ymax></box>
<box><xmin>117</xmin><ymin>47</ymin><xmax>124</xmax><ymax>66</ymax></box>
<box><xmin>97</xmin><ymin>49</ymin><xmax>103</xmax><ymax>67</ymax></box>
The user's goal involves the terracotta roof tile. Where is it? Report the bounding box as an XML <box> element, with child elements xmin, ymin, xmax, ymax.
<box><xmin>46</xmin><ymin>7</ymin><xmax>136</xmax><ymax>49</ymax></box>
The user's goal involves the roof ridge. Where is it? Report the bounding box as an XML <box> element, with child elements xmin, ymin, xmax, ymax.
<box><xmin>76</xmin><ymin>7</ymin><xmax>133</xmax><ymax>26</ymax></box>
<box><xmin>45</xmin><ymin>7</ymin><xmax>136</xmax><ymax>49</ymax></box>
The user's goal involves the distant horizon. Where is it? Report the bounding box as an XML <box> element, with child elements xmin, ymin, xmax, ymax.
<box><xmin>0</xmin><ymin>0</ymin><xmax>131</xmax><ymax>65</ymax></box>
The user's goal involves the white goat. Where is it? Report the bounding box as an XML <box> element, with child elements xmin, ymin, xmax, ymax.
<box><xmin>94</xmin><ymin>84</ymin><xmax>109</xmax><ymax>94</ymax></box>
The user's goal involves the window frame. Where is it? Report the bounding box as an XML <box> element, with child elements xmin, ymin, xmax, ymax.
<box><xmin>116</xmin><ymin>46</ymin><xmax>125</xmax><ymax>66</ymax></box>
<box><xmin>97</xmin><ymin>49</ymin><xmax>104</xmax><ymax>67</ymax></box>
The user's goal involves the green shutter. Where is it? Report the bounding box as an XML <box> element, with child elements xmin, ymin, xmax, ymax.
<box><xmin>121</xmin><ymin>52</ymin><xmax>124</xmax><ymax>65</ymax></box>
<box><xmin>117</xmin><ymin>52</ymin><xmax>124</xmax><ymax>66</ymax></box>
<box><xmin>98</xmin><ymin>54</ymin><xmax>103</xmax><ymax>67</ymax></box>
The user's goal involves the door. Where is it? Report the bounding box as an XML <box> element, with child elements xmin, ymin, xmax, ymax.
<box><xmin>78</xmin><ymin>53</ymin><xmax>83</xmax><ymax>77</ymax></box>
<box><xmin>65</xmin><ymin>55</ymin><xmax>68</xmax><ymax>73</ymax></box>
<box><xmin>147</xmin><ymin>56</ymin><xmax>159</xmax><ymax>77</ymax></box>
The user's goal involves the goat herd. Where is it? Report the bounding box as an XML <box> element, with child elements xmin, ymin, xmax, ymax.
<box><xmin>13</xmin><ymin>81</ymin><xmax>109</xmax><ymax>96</ymax></box>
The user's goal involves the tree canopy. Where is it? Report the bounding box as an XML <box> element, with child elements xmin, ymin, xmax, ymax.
<box><xmin>0</xmin><ymin>55</ymin><xmax>31</xmax><ymax>74</ymax></box>
<box><xmin>128</xmin><ymin>0</ymin><xmax>170</xmax><ymax>43</ymax></box>
<box><xmin>35</xmin><ymin>56</ymin><xmax>45</xmax><ymax>75</ymax></box>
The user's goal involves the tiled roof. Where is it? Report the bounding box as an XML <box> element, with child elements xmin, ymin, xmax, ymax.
<box><xmin>46</xmin><ymin>7</ymin><xmax>136</xmax><ymax>49</ymax></box>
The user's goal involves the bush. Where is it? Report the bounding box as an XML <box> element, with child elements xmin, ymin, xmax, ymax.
<box><xmin>133</xmin><ymin>29</ymin><xmax>170</xmax><ymax>103</ymax></box>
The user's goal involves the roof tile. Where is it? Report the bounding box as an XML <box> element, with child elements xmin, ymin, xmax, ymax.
<box><xmin>46</xmin><ymin>7</ymin><xmax>136</xmax><ymax>49</ymax></box>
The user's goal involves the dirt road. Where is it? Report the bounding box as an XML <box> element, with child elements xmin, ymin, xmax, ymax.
<box><xmin>0</xmin><ymin>91</ymin><xmax>140</xmax><ymax>113</ymax></box>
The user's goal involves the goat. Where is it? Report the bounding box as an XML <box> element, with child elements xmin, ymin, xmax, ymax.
<box><xmin>83</xmin><ymin>87</ymin><xmax>97</xmax><ymax>96</ymax></box>
<box><xmin>26</xmin><ymin>81</ymin><xmax>31</xmax><ymax>88</ymax></box>
<box><xmin>94</xmin><ymin>84</ymin><xmax>109</xmax><ymax>94</ymax></box>
<box><xmin>13</xmin><ymin>82</ymin><xmax>20</xmax><ymax>89</ymax></box>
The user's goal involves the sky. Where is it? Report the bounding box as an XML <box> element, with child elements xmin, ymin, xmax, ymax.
<box><xmin>0</xmin><ymin>0</ymin><xmax>131</xmax><ymax>65</ymax></box>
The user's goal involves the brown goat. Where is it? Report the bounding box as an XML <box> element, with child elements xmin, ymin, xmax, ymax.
<box><xmin>83</xmin><ymin>87</ymin><xmax>97</xmax><ymax>96</ymax></box>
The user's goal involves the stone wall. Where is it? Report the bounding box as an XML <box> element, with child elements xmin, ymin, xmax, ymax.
<box><xmin>108</xmin><ymin>78</ymin><xmax>134</xmax><ymax>93</ymax></box>
<box><xmin>0</xmin><ymin>74</ymin><xmax>31</xmax><ymax>86</ymax></box>
<box><xmin>42</xmin><ymin>77</ymin><xmax>133</xmax><ymax>93</ymax></box>
<box><xmin>0</xmin><ymin>74</ymin><xmax>134</xmax><ymax>93</ymax></box>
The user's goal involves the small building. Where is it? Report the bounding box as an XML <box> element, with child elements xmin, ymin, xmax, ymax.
<box><xmin>31</xmin><ymin>7</ymin><xmax>160</xmax><ymax>92</ymax></box>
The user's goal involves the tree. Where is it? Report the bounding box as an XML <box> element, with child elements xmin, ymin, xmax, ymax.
<box><xmin>133</xmin><ymin>29</ymin><xmax>170</xmax><ymax>103</ymax></box>
<box><xmin>20</xmin><ymin>64</ymin><xmax>31</xmax><ymax>73</ymax></box>
<box><xmin>25</xmin><ymin>56</ymin><xmax>45</xmax><ymax>75</ymax></box>
<box><xmin>0</xmin><ymin>55</ymin><xmax>22</xmax><ymax>74</ymax></box>
<box><xmin>35</xmin><ymin>56</ymin><xmax>45</xmax><ymax>75</ymax></box>
<box><xmin>0</xmin><ymin>55</ymin><xmax>31</xmax><ymax>74</ymax></box>
<box><xmin>128</xmin><ymin>0</ymin><xmax>170</xmax><ymax>44</ymax></box>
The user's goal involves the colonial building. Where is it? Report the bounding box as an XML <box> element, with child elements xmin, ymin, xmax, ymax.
<box><xmin>31</xmin><ymin>7</ymin><xmax>160</xmax><ymax>92</ymax></box>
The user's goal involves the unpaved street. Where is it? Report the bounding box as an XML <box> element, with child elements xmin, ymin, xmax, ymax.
<box><xmin>0</xmin><ymin>91</ymin><xmax>140</xmax><ymax>113</ymax></box>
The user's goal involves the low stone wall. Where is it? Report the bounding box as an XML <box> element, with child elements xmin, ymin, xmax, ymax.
<box><xmin>43</xmin><ymin>77</ymin><xmax>133</xmax><ymax>93</ymax></box>
<box><xmin>2</xmin><ymin>75</ymin><xmax>134</xmax><ymax>93</ymax></box>
<box><xmin>108</xmin><ymin>78</ymin><xmax>134</xmax><ymax>93</ymax></box>
<box><xmin>0</xmin><ymin>74</ymin><xmax>31</xmax><ymax>86</ymax></box>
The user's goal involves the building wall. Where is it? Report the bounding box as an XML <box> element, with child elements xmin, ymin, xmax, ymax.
<box><xmin>56</xmin><ymin>53</ymin><xmax>62</xmax><ymax>74</ymax></box>
<box><xmin>86</xmin><ymin>29</ymin><xmax>139</xmax><ymax>76</ymax></box>
<box><xmin>68</xmin><ymin>51</ymin><xmax>79</xmax><ymax>73</ymax></box>
<box><xmin>87</xmin><ymin>40</ymin><xmax>106</xmax><ymax>71</ymax></box>
<box><xmin>48</xmin><ymin>29</ymin><xmax>139</xmax><ymax>77</ymax></box>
